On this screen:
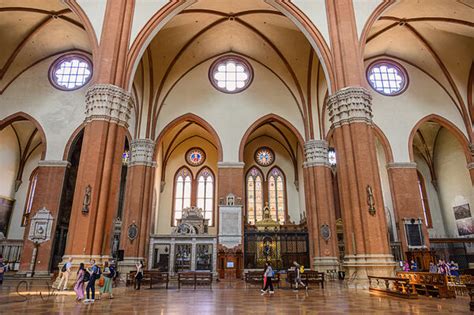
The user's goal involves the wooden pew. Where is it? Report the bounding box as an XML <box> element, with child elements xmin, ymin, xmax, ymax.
<box><xmin>286</xmin><ymin>271</ymin><xmax>324</xmax><ymax>289</ymax></box>
<box><xmin>244</xmin><ymin>271</ymin><xmax>281</xmax><ymax>288</ymax></box>
<box><xmin>466</xmin><ymin>283</ymin><xmax>474</xmax><ymax>311</ymax></box>
<box><xmin>396</xmin><ymin>271</ymin><xmax>455</xmax><ymax>298</ymax></box>
<box><xmin>178</xmin><ymin>271</ymin><xmax>212</xmax><ymax>289</ymax></box>
<box><xmin>368</xmin><ymin>276</ymin><xmax>418</xmax><ymax>299</ymax></box>
<box><xmin>149</xmin><ymin>271</ymin><xmax>169</xmax><ymax>289</ymax></box>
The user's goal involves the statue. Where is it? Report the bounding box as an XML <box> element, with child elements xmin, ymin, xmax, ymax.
<box><xmin>263</xmin><ymin>202</ymin><xmax>271</xmax><ymax>220</ymax></box>
<box><xmin>82</xmin><ymin>185</ymin><xmax>91</xmax><ymax>214</ymax></box>
<box><xmin>367</xmin><ymin>185</ymin><xmax>376</xmax><ymax>216</ymax></box>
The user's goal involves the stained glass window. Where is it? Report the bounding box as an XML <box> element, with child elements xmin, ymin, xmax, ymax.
<box><xmin>247</xmin><ymin>167</ymin><xmax>264</xmax><ymax>224</ymax></box>
<box><xmin>49</xmin><ymin>54</ymin><xmax>92</xmax><ymax>91</ymax></box>
<box><xmin>367</xmin><ymin>60</ymin><xmax>407</xmax><ymax>95</ymax></box>
<box><xmin>268</xmin><ymin>167</ymin><xmax>285</xmax><ymax>223</ymax></box>
<box><xmin>328</xmin><ymin>148</ymin><xmax>336</xmax><ymax>166</ymax></box>
<box><xmin>174</xmin><ymin>167</ymin><xmax>192</xmax><ymax>225</ymax></box>
<box><xmin>197</xmin><ymin>168</ymin><xmax>214</xmax><ymax>225</ymax></box>
<box><xmin>255</xmin><ymin>147</ymin><xmax>275</xmax><ymax>167</ymax></box>
<box><xmin>186</xmin><ymin>148</ymin><xmax>206</xmax><ymax>167</ymax></box>
<box><xmin>210</xmin><ymin>56</ymin><xmax>253</xmax><ymax>93</ymax></box>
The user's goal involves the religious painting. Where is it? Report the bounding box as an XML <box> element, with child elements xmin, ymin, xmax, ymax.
<box><xmin>453</xmin><ymin>204</ymin><xmax>471</xmax><ymax>220</ymax></box>
<box><xmin>186</xmin><ymin>147</ymin><xmax>206</xmax><ymax>167</ymax></box>
<box><xmin>456</xmin><ymin>217</ymin><xmax>474</xmax><ymax>236</ymax></box>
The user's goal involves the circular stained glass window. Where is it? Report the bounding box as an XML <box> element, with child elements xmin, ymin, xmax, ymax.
<box><xmin>367</xmin><ymin>60</ymin><xmax>408</xmax><ymax>96</ymax></box>
<box><xmin>186</xmin><ymin>148</ymin><xmax>206</xmax><ymax>167</ymax></box>
<box><xmin>255</xmin><ymin>147</ymin><xmax>275</xmax><ymax>167</ymax></box>
<box><xmin>49</xmin><ymin>54</ymin><xmax>92</xmax><ymax>91</ymax></box>
<box><xmin>209</xmin><ymin>55</ymin><xmax>253</xmax><ymax>93</ymax></box>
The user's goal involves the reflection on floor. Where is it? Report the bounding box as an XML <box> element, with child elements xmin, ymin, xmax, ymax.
<box><xmin>0</xmin><ymin>279</ymin><xmax>471</xmax><ymax>314</ymax></box>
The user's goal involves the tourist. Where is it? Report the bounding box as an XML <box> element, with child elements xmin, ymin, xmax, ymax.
<box><xmin>292</xmin><ymin>261</ymin><xmax>307</xmax><ymax>291</ymax></box>
<box><xmin>85</xmin><ymin>259</ymin><xmax>100</xmax><ymax>303</ymax></box>
<box><xmin>135</xmin><ymin>260</ymin><xmax>144</xmax><ymax>290</ymax></box>
<box><xmin>449</xmin><ymin>260</ymin><xmax>459</xmax><ymax>278</ymax></box>
<box><xmin>0</xmin><ymin>255</ymin><xmax>5</xmax><ymax>285</ymax></box>
<box><xmin>57</xmin><ymin>257</ymin><xmax>73</xmax><ymax>290</ymax></box>
<box><xmin>437</xmin><ymin>259</ymin><xmax>448</xmax><ymax>275</ymax></box>
<box><xmin>74</xmin><ymin>263</ymin><xmax>86</xmax><ymax>302</ymax></box>
<box><xmin>402</xmin><ymin>261</ymin><xmax>410</xmax><ymax>271</ymax></box>
<box><xmin>261</xmin><ymin>261</ymin><xmax>275</xmax><ymax>295</ymax></box>
<box><xmin>410</xmin><ymin>259</ymin><xmax>418</xmax><ymax>271</ymax></box>
<box><xmin>100</xmin><ymin>261</ymin><xmax>115</xmax><ymax>299</ymax></box>
<box><xmin>429</xmin><ymin>261</ymin><xmax>438</xmax><ymax>273</ymax></box>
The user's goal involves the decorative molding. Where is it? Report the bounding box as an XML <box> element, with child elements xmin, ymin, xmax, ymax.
<box><xmin>303</xmin><ymin>139</ymin><xmax>329</xmax><ymax>168</ymax></box>
<box><xmin>386</xmin><ymin>162</ymin><xmax>417</xmax><ymax>169</ymax></box>
<box><xmin>129</xmin><ymin>138</ymin><xmax>156</xmax><ymax>167</ymax></box>
<box><xmin>37</xmin><ymin>160</ymin><xmax>71</xmax><ymax>168</ymax></box>
<box><xmin>217</xmin><ymin>161</ymin><xmax>245</xmax><ymax>169</ymax></box>
<box><xmin>84</xmin><ymin>84</ymin><xmax>133</xmax><ymax>127</ymax></box>
<box><xmin>327</xmin><ymin>86</ymin><xmax>373</xmax><ymax>128</ymax></box>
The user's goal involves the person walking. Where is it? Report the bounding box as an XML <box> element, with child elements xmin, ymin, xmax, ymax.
<box><xmin>85</xmin><ymin>259</ymin><xmax>100</xmax><ymax>304</ymax></box>
<box><xmin>74</xmin><ymin>263</ymin><xmax>86</xmax><ymax>302</ymax></box>
<box><xmin>57</xmin><ymin>257</ymin><xmax>73</xmax><ymax>290</ymax></box>
<box><xmin>135</xmin><ymin>260</ymin><xmax>144</xmax><ymax>290</ymax></box>
<box><xmin>99</xmin><ymin>261</ymin><xmax>115</xmax><ymax>299</ymax></box>
<box><xmin>261</xmin><ymin>261</ymin><xmax>275</xmax><ymax>295</ymax></box>
<box><xmin>292</xmin><ymin>261</ymin><xmax>307</xmax><ymax>291</ymax></box>
<box><xmin>410</xmin><ymin>259</ymin><xmax>418</xmax><ymax>271</ymax></box>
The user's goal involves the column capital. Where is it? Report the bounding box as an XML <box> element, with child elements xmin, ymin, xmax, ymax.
<box><xmin>85</xmin><ymin>84</ymin><xmax>133</xmax><ymax>127</ymax></box>
<box><xmin>304</xmin><ymin>139</ymin><xmax>329</xmax><ymax>168</ymax></box>
<box><xmin>386</xmin><ymin>162</ymin><xmax>417</xmax><ymax>170</ymax></box>
<box><xmin>327</xmin><ymin>86</ymin><xmax>372</xmax><ymax>128</ymax></box>
<box><xmin>129</xmin><ymin>138</ymin><xmax>156</xmax><ymax>167</ymax></box>
<box><xmin>37</xmin><ymin>160</ymin><xmax>71</xmax><ymax>168</ymax></box>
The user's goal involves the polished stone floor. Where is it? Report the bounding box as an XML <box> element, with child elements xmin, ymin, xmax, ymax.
<box><xmin>0</xmin><ymin>279</ymin><xmax>471</xmax><ymax>314</ymax></box>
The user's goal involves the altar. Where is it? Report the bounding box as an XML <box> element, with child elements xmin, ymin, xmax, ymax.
<box><xmin>148</xmin><ymin>207</ymin><xmax>217</xmax><ymax>275</ymax></box>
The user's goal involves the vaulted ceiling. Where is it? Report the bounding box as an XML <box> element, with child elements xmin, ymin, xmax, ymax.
<box><xmin>0</xmin><ymin>0</ymin><xmax>91</xmax><ymax>93</ymax></box>
<box><xmin>365</xmin><ymin>0</ymin><xmax>474</xmax><ymax>125</ymax></box>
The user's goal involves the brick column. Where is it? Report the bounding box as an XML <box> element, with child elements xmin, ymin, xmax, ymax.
<box><xmin>387</xmin><ymin>163</ymin><xmax>430</xmax><ymax>254</ymax></box>
<box><xmin>303</xmin><ymin>140</ymin><xmax>339</xmax><ymax>272</ymax></box>
<box><xmin>328</xmin><ymin>88</ymin><xmax>395</xmax><ymax>281</ymax></box>
<box><xmin>120</xmin><ymin>139</ymin><xmax>156</xmax><ymax>272</ymax></box>
<box><xmin>64</xmin><ymin>84</ymin><xmax>132</xmax><ymax>264</ymax></box>
<box><xmin>18</xmin><ymin>160</ymin><xmax>70</xmax><ymax>277</ymax></box>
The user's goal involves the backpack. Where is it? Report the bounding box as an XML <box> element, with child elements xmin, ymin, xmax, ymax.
<box><xmin>94</xmin><ymin>266</ymin><xmax>102</xmax><ymax>279</ymax></box>
<box><xmin>83</xmin><ymin>271</ymin><xmax>90</xmax><ymax>282</ymax></box>
<box><xmin>61</xmin><ymin>263</ymin><xmax>67</xmax><ymax>272</ymax></box>
<box><xmin>299</xmin><ymin>266</ymin><xmax>305</xmax><ymax>274</ymax></box>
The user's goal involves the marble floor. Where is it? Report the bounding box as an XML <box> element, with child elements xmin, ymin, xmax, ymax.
<box><xmin>0</xmin><ymin>279</ymin><xmax>471</xmax><ymax>314</ymax></box>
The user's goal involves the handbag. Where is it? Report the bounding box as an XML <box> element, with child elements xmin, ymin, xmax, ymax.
<box><xmin>98</xmin><ymin>277</ymin><xmax>105</xmax><ymax>287</ymax></box>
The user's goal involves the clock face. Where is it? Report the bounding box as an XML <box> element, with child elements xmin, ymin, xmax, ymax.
<box><xmin>255</xmin><ymin>147</ymin><xmax>275</xmax><ymax>167</ymax></box>
<box><xmin>186</xmin><ymin>148</ymin><xmax>206</xmax><ymax>167</ymax></box>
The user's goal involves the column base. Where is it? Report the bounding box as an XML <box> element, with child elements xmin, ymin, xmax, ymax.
<box><xmin>313</xmin><ymin>256</ymin><xmax>339</xmax><ymax>273</ymax></box>
<box><xmin>343</xmin><ymin>254</ymin><xmax>396</xmax><ymax>289</ymax></box>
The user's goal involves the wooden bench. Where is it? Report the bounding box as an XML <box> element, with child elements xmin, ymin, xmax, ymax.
<box><xmin>368</xmin><ymin>276</ymin><xmax>418</xmax><ymax>299</ymax></box>
<box><xmin>467</xmin><ymin>283</ymin><xmax>474</xmax><ymax>311</ymax></box>
<box><xmin>396</xmin><ymin>271</ymin><xmax>455</xmax><ymax>298</ymax></box>
<box><xmin>126</xmin><ymin>270</ymin><xmax>169</xmax><ymax>289</ymax></box>
<box><xmin>286</xmin><ymin>271</ymin><xmax>324</xmax><ymax>289</ymax></box>
<box><xmin>178</xmin><ymin>272</ymin><xmax>212</xmax><ymax>289</ymax></box>
<box><xmin>244</xmin><ymin>271</ymin><xmax>281</xmax><ymax>288</ymax></box>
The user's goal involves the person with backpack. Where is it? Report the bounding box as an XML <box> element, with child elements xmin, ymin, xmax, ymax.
<box><xmin>85</xmin><ymin>259</ymin><xmax>100</xmax><ymax>303</ymax></box>
<box><xmin>293</xmin><ymin>261</ymin><xmax>307</xmax><ymax>291</ymax></box>
<box><xmin>74</xmin><ymin>263</ymin><xmax>86</xmax><ymax>302</ymax></box>
<box><xmin>261</xmin><ymin>261</ymin><xmax>275</xmax><ymax>295</ymax></box>
<box><xmin>99</xmin><ymin>261</ymin><xmax>115</xmax><ymax>299</ymax></box>
<box><xmin>57</xmin><ymin>257</ymin><xmax>72</xmax><ymax>290</ymax></box>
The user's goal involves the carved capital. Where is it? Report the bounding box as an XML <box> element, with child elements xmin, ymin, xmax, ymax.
<box><xmin>327</xmin><ymin>86</ymin><xmax>373</xmax><ymax>128</ymax></box>
<box><xmin>129</xmin><ymin>138</ymin><xmax>156</xmax><ymax>167</ymax></box>
<box><xmin>85</xmin><ymin>84</ymin><xmax>133</xmax><ymax>127</ymax></box>
<box><xmin>303</xmin><ymin>139</ymin><xmax>329</xmax><ymax>168</ymax></box>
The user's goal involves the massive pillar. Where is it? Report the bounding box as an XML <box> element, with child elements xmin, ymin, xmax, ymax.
<box><xmin>18</xmin><ymin>161</ymin><xmax>69</xmax><ymax>276</ymax></box>
<box><xmin>120</xmin><ymin>139</ymin><xmax>156</xmax><ymax>271</ymax></box>
<box><xmin>303</xmin><ymin>140</ymin><xmax>339</xmax><ymax>272</ymax></box>
<box><xmin>387</xmin><ymin>163</ymin><xmax>430</xmax><ymax>254</ymax></box>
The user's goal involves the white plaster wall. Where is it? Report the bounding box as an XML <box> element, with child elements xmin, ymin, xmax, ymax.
<box><xmin>156</xmin><ymin>138</ymin><xmax>218</xmax><ymax>235</ymax></box>
<box><xmin>375</xmin><ymin>137</ymin><xmax>397</xmax><ymax>241</ymax></box>
<box><xmin>130</xmin><ymin>0</ymin><xmax>169</xmax><ymax>48</ymax></box>
<box><xmin>0</xmin><ymin>127</ymin><xmax>19</xmax><ymax>199</ymax></box>
<box><xmin>156</xmin><ymin>59</ymin><xmax>304</xmax><ymax>162</ymax></box>
<box><xmin>7</xmin><ymin>150</ymin><xmax>41</xmax><ymax>240</ymax></box>
<box><xmin>76</xmin><ymin>0</ymin><xmax>107</xmax><ymax>43</ymax></box>
<box><xmin>434</xmin><ymin>128</ymin><xmax>474</xmax><ymax>237</ymax></box>
<box><xmin>352</xmin><ymin>0</ymin><xmax>381</xmax><ymax>39</ymax></box>
<box><xmin>0</xmin><ymin>58</ymin><xmax>88</xmax><ymax>161</ymax></box>
<box><xmin>371</xmin><ymin>60</ymin><xmax>468</xmax><ymax>162</ymax></box>
<box><xmin>415</xmin><ymin>153</ymin><xmax>445</xmax><ymax>238</ymax></box>
<box><xmin>243</xmin><ymin>136</ymin><xmax>303</xmax><ymax>224</ymax></box>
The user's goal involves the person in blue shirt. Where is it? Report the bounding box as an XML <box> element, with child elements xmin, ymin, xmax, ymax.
<box><xmin>410</xmin><ymin>260</ymin><xmax>418</xmax><ymax>271</ymax></box>
<box><xmin>85</xmin><ymin>260</ymin><xmax>100</xmax><ymax>303</ymax></box>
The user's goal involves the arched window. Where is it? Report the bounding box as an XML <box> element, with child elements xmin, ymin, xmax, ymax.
<box><xmin>174</xmin><ymin>167</ymin><xmax>192</xmax><ymax>225</ymax></box>
<box><xmin>197</xmin><ymin>168</ymin><xmax>214</xmax><ymax>225</ymax></box>
<box><xmin>268</xmin><ymin>167</ymin><xmax>286</xmax><ymax>223</ymax></box>
<box><xmin>22</xmin><ymin>169</ymin><xmax>38</xmax><ymax>226</ymax></box>
<box><xmin>246</xmin><ymin>167</ymin><xmax>264</xmax><ymax>224</ymax></box>
<box><xmin>417</xmin><ymin>171</ymin><xmax>433</xmax><ymax>228</ymax></box>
